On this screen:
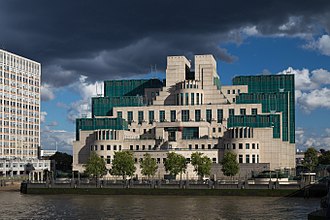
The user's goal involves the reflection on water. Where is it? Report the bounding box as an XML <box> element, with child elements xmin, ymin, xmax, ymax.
<box><xmin>0</xmin><ymin>192</ymin><xmax>319</xmax><ymax>219</ymax></box>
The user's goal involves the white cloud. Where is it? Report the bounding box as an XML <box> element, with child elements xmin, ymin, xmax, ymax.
<box><xmin>41</xmin><ymin>83</ymin><xmax>56</xmax><ymax>101</ymax></box>
<box><xmin>310</xmin><ymin>69</ymin><xmax>330</xmax><ymax>85</ymax></box>
<box><xmin>278</xmin><ymin>16</ymin><xmax>302</xmax><ymax>31</ymax></box>
<box><xmin>298</xmin><ymin>88</ymin><xmax>330</xmax><ymax>112</ymax></box>
<box><xmin>56</xmin><ymin>75</ymin><xmax>102</xmax><ymax>123</ymax></box>
<box><xmin>242</xmin><ymin>26</ymin><xmax>259</xmax><ymax>36</ymax></box>
<box><xmin>296</xmin><ymin>128</ymin><xmax>330</xmax><ymax>151</ymax></box>
<box><xmin>41</xmin><ymin>128</ymin><xmax>75</xmax><ymax>154</ymax></box>
<box><xmin>304</xmin><ymin>34</ymin><xmax>330</xmax><ymax>56</ymax></box>
<box><xmin>279</xmin><ymin>67</ymin><xmax>330</xmax><ymax>113</ymax></box>
<box><xmin>40</xmin><ymin>111</ymin><xmax>47</xmax><ymax>124</ymax></box>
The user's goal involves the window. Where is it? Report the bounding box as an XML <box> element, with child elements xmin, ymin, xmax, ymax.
<box><xmin>189</xmin><ymin>144</ymin><xmax>192</xmax><ymax>150</ymax></box>
<box><xmin>239</xmin><ymin>155</ymin><xmax>243</xmax><ymax>163</ymax></box>
<box><xmin>232</xmin><ymin>143</ymin><xmax>236</xmax><ymax>149</ymax></box>
<box><xmin>202</xmin><ymin>144</ymin><xmax>205</xmax><ymax>149</ymax></box>
<box><xmin>107</xmin><ymin>145</ymin><xmax>111</xmax><ymax>150</ymax></box>
<box><xmin>232</xmin><ymin>90</ymin><xmax>235</xmax><ymax>94</ymax></box>
<box><xmin>185</xmin><ymin>93</ymin><xmax>189</xmax><ymax>105</ymax></box>
<box><xmin>195</xmin><ymin>109</ymin><xmax>201</xmax><ymax>122</ymax></box>
<box><xmin>239</xmin><ymin>143</ymin><xmax>243</xmax><ymax>149</ymax></box>
<box><xmin>213</xmin><ymin>128</ymin><xmax>216</xmax><ymax>133</ymax></box>
<box><xmin>119</xmin><ymin>145</ymin><xmax>122</xmax><ymax>151</ymax></box>
<box><xmin>170</xmin><ymin>110</ymin><xmax>176</xmax><ymax>122</ymax></box>
<box><xmin>238</xmin><ymin>89</ymin><xmax>241</xmax><ymax>94</ymax></box>
<box><xmin>117</xmin><ymin>111</ymin><xmax>122</xmax><ymax>118</ymax></box>
<box><xmin>257</xmin><ymin>155</ymin><xmax>259</xmax><ymax>163</ymax></box>
<box><xmin>252</xmin><ymin>155</ymin><xmax>256</xmax><ymax>163</ymax></box>
<box><xmin>257</xmin><ymin>143</ymin><xmax>259</xmax><ymax>149</ymax></box>
<box><xmin>196</xmin><ymin>93</ymin><xmax>200</xmax><ymax>105</ymax></box>
<box><xmin>138</xmin><ymin>111</ymin><xmax>144</xmax><ymax>124</ymax></box>
<box><xmin>95</xmin><ymin>145</ymin><xmax>98</xmax><ymax>151</ymax></box>
<box><xmin>157</xmin><ymin>158</ymin><xmax>161</xmax><ymax>164</ymax></box>
<box><xmin>191</xmin><ymin>93</ymin><xmax>194</xmax><ymax>105</ymax></box>
<box><xmin>142</xmin><ymin>145</ymin><xmax>145</xmax><ymax>150</ymax></box>
<box><xmin>106</xmin><ymin>156</ymin><xmax>111</xmax><ymax>164</ymax></box>
<box><xmin>246</xmin><ymin>143</ymin><xmax>250</xmax><ymax>149</ymax></box>
<box><xmin>246</xmin><ymin>155</ymin><xmax>250</xmax><ymax>163</ymax></box>
<box><xmin>206</xmin><ymin>109</ymin><xmax>212</xmax><ymax>123</ymax></box>
<box><xmin>136</xmin><ymin>145</ymin><xmax>139</xmax><ymax>150</ymax></box>
<box><xmin>149</xmin><ymin>111</ymin><xmax>154</xmax><ymax>124</ymax></box>
<box><xmin>208</xmin><ymin>144</ymin><xmax>211</xmax><ymax>149</ymax></box>
<box><xmin>113</xmin><ymin>145</ymin><xmax>117</xmax><ymax>151</ymax></box>
<box><xmin>252</xmin><ymin>143</ymin><xmax>255</xmax><ymax>149</ymax></box>
<box><xmin>229</xmin><ymin>109</ymin><xmax>235</xmax><ymax>116</ymax></box>
<box><xmin>227</xmin><ymin>90</ymin><xmax>230</xmax><ymax>94</ymax></box>
<box><xmin>252</xmin><ymin>108</ymin><xmax>258</xmax><ymax>115</ymax></box>
<box><xmin>218</xmin><ymin>127</ymin><xmax>221</xmax><ymax>132</ymax></box>
<box><xmin>212</xmin><ymin>158</ymin><xmax>217</xmax><ymax>163</ymax></box>
<box><xmin>195</xmin><ymin>144</ymin><xmax>198</xmax><ymax>149</ymax></box>
<box><xmin>100</xmin><ymin>145</ymin><xmax>104</xmax><ymax>151</ymax></box>
<box><xmin>182</xmin><ymin>110</ymin><xmax>190</xmax><ymax>122</ymax></box>
<box><xmin>180</xmin><ymin>93</ymin><xmax>184</xmax><ymax>105</ymax></box>
<box><xmin>159</xmin><ymin>110</ymin><xmax>165</xmax><ymax>122</ymax></box>
<box><xmin>127</xmin><ymin>111</ymin><xmax>133</xmax><ymax>124</ymax></box>
<box><xmin>130</xmin><ymin>145</ymin><xmax>133</xmax><ymax>150</ymax></box>
<box><xmin>217</xmin><ymin>109</ymin><xmax>223</xmax><ymax>123</ymax></box>
<box><xmin>240</xmin><ymin>108</ymin><xmax>246</xmax><ymax>115</ymax></box>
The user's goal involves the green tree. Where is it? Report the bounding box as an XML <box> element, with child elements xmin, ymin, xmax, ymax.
<box><xmin>84</xmin><ymin>152</ymin><xmax>107</xmax><ymax>179</ymax></box>
<box><xmin>221</xmin><ymin>151</ymin><xmax>239</xmax><ymax>178</ymax></box>
<box><xmin>164</xmin><ymin>152</ymin><xmax>187</xmax><ymax>180</ymax></box>
<box><xmin>111</xmin><ymin>151</ymin><xmax>136</xmax><ymax>180</ymax></box>
<box><xmin>49</xmin><ymin>152</ymin><xmax>73</xmax><ymax>172</ymax></box>
<box><xmin>140</xmin><ymin>153</ymin><xmax>158</xmax><ymax>179</ymax></box>
<box><xmin>191</xmin><ymin>152</ymin><xmax>212</xmax><ymax>179</ymax></box>
<box><xmin>319</xmin><ymin>151</ymin><xmax>330</xmax><ymax>165</ymax></box>
<box><xmin>303</xmin><ymin>147</ymin><xmax>318</xmax><ymax>171</ymax></box>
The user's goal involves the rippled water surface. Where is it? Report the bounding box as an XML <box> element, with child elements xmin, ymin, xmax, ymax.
<box><xmin>0</xmin><ymin>192</ymin><xmax>320</xmax><ymax>219</ymax></box>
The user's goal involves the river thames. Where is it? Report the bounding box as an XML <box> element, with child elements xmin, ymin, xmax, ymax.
<box><xmin>0</xmin><ymin>191</ymin><xmax>319</xmax><ymax>219</ymax></box>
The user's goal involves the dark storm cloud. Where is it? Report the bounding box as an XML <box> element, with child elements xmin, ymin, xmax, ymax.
<box><xmin>1</xmin><ymin>0</ymin><xmax>330</xmax><ymax>86</ymax></box>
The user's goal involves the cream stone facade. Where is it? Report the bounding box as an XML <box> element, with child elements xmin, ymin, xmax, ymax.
<box><xmin>73</xmin><ymin>54</ymin><xmax>295</xmax><ymax>180</ymax></box>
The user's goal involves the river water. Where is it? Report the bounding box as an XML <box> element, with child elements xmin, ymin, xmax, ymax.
<box><xmin>0</xmin><ymin>192</ymin><xmax>319</xmax><ymax>219</ymax></box>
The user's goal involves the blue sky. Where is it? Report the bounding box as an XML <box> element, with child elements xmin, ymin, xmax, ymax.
<box><xmin>1</xmin><ymin>1</ymin><xmax>330</xmax><ymax>153</ymax></box>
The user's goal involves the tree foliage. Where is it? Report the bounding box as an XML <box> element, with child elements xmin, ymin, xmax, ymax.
<box><xmin>191</xmin><ymin>152</ymin><xmax>212</xmax><ymax>179</ymax></box>
<box><xmin>49</xmin><ymin>152</ymin><xmax>73</xmax><ymax>172</ymax></box>
<box><xmin>303</xmin><ymin>147</ymin><xmax>318</xmax><ymax>172</ymax></box>
<box><xmin>164</xmin><ymin>152</ymin><xmax>187</xmax><ymax>178</ymax></box>
<box><xmin>318</xmin><ymin>150</ymin><xmax>330</xmax><ymax>165</ymax></box>
<box><xmin>221</xmin><ymin>151</ymin><xmax>239</xmax><ymax>177</ymax></box>
<box><xmin>84</xmin><ymin>152</ymin><xmax>107</xmax><ymax>179</ymax></box>
<box><xmin>111</xmin><ymin>151</ymin><xmax>136</xmax><ymax>179</ymax></box>
<box><xmin>140</xmin><ymin>153</ymin><xmax>158</xmax><ymax>179</ymax></box>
